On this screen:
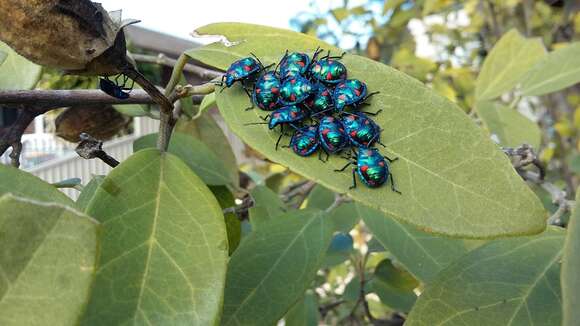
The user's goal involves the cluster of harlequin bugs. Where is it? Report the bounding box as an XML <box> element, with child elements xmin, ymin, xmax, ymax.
<box><xmin>217</xmin><ymin>49</ymin><xmax>400</xmax><ymax>193</ymax></box>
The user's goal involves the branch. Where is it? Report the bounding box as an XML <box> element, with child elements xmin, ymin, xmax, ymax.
<box><xmin>132</xmin><ymin>53</ymin><xmax>222</xmax><ymax>80</ymax></box>
<box><xmin>0</xmin><ymin>89</ymin><xmax>204</xmax><ymax>108</ymax></box>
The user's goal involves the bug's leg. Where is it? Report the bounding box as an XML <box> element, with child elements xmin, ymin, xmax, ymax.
<box><xmin>334</xmin><ymin>161</ymin><xmax>354</xmax><ymax>172</ymax></box>
<box><xmin>275</xmin><ymin>50</ymin><xmax>288</xmax><ymax>73</ymax></box>
<box><xmin>275</xmin><ymin>133</ymin><xmax>284</xmax><ymax>151</ymax></box>
<box><xmin>383</xmin><ymin>155</ymin><xmax>398</xmax><ymax>163</ymax></box>
<box><xmin>389</xmin><ymin>173</ymin><xmax>402</xmax><ymax>194</ymax></box>
<box><xmin>349</xmin><ymin>168</ymin><xmax>357</xmax><ymax>189</ymax></box>
<box><xmin>243</xmin><ymin>87</ymin><xmax>255</xmax><ymax>110</ymax></box>
<box><xmin>360</xmin><ymin>109</ymin><xmax>382</xmax><ymax>116</ymax></box>
<box><xmin>327</xmin><ymin>51</ymin><xmax>347</xmax><ymax>60</ymax></box>
<box><xmin>363</xmin><ymin>91</ymin><xmax>380</xmax><ymax>102</ymax></box>
<box><xmin>260</xmin><ymin>114</ymin><xmax>270</xmax><ymax>121</ymax></box>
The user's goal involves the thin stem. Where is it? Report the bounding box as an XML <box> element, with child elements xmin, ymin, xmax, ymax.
<box><xmin>164</xmin><ymin>54</ymin><xmax>190</xmax><ymax>98</ymax></box>
<box><xmin>132</xmin><ymin>53</ymin><xmax>222</xmax><ymax>80</ymax></box>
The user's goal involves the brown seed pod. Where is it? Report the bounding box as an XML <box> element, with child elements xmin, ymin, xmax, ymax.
<box><xmin>55</xmin><ymin>104</ymin><xmax>129</xmax><ymax>142</ymax></box>
<box><xmin>0</xmin><ymin>0</ymin><xmax>138</xmax><ymax>75</ymax></box>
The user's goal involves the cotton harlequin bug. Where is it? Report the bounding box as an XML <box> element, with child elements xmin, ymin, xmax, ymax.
<box><xmin>279</xmin><ymin>76</ymin><xmax>315</xmax><ymax>105</ymax></box>
<box><xmin>251</xmin><ymin>71</ymin><xmax>281</xmax><ymax>111</ymax></box>
<box><xmin>217</xmin><ymin>54</ymin><xmax>269</xmax><ymax>89</ymax></box>
<box><xmin>288</xmin><ymin>125</ymin><xmax>319</xmax><ymax>157</ymax></box>
<box><xmin>277</xmin><ymin>48</ymin><xmax>323</xmax><ymax>79</ymax></box>
<box><xmin>304</xmin><ymin>86</ymin><xmax>334</xmax><ymax>116</ymax></box>
<box><xmin>246</xmin><ymin>105</ymin><xmax>309</xmax><ymax>150</ymax></box>
<box><xmin>341</xmin><ymin>111</ymin><xmax>384</xmax><ymax>148</ymax></box>
<box><xmin>318</xmin><ymin>116</ymin><xmax>349</xmax><ymax>157</ymax></box>
<box><xmin>334</xmin><ymin>147</ymin><xmax>400</xmax><ymax>192</ymax></box>
<box><xmin>310</xmin><ymin>51</ymin><xmax>347</xmax><ymax>84</ymax></box>
<box><xmin>99</xmin><ymin>74</ymin><xmax>134</xmax><ymax>99</ymax></box>
<box><xmin>333</xmin><ymin>79</ymin><xmax>379</xmax><ymax>112</ymax></box>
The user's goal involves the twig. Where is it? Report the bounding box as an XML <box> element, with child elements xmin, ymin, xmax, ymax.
<box><xmin>222</xmin><ymin>194</ymin><xmax>254</xmax><ymax>221</ymax></box>
<box><xmin>280</xmin><ymin>180</ymin><xmax>317</xmax><ymax>208</ymax></box>
<box><xmin>318</xmin><ymin>300</ymin><xmax>346</xmax><ymax>318</ymax></box>
<box><xmin>520</xmin><ymin>170</ymin><xmax>573</xmax><ymax>226</ymax></box>
<box><xmin>502</xmin><ymin>144</ymin><xmax>545</xmax><ymax>180</ymax></box>
<box><xmin>0</xmin><ymin>89</ymin><xmax>204</xmax><ymax>107</ymax></box>
<box><xmin>75</xmin><ymin>133</ymin><xmax>119</xmax><ymax>168</ymax></box>
<box><xmin>326</xmin><ymin>193</ymin><xmax>353</xmax><ymax>213</ymax></box>
<box><xmin>132</xmin><ymin>53</ymin><xmax>222</xmax><ymax>80</ymax></box>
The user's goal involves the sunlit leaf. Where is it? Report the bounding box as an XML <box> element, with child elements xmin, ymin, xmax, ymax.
<box><xmin>0</xmin><ymin>194</ymin><xmax>98</xmax><ymax>326</ymax></box>
<box><xmin>221</xmin><ymin>210</ymin><xmax>333</xmax><ymax>325</ymax></box>
<box><xmin>562</xmin><ymin>189</ymin><xmax>580</xmax><ymax>326</ymax></box>
<box><xmin>476</xmin><ymin>29</ymin><xmax>546</xmax><ymax>101</ymax></box>
<box><xmin>0</xmin><ymin>41</ymin><xmax>42</xmax><ymax>90</ymax></box>
<box><xmin>186</xmin><ymin>23</ymin><xmax>340</xmax><ymax>70</ymax></box>
<box><xmin>521</xmin><ymin>42</ymin><xmax>580</xmax><ymax>96</ymax></box>
<box><xmin>134</xmin><ymin>132</ymin><xmax>234</xmax><ymax>186</ymax></box>
<box><xmin>406</xmin><ymin>227</ymin><xmax>564</xmax><ymax>326</ymax></box>
<box><xmin>82</xmin><ymin>149</ymin><xmax>228</xmax><ymax>325</ymax></box>
<box><xmin>477</xmin><ymin>101</ymin><xmax>542</xmax><ymax>150</ymax></box>
<box><xmin>215</xmin><ymin>49</ymin><xmax>546</xmax><ymax>238</ymax></box>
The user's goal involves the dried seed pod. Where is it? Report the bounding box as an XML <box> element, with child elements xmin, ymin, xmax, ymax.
<box><xmin>55</xmin><ymin>104</ymin><xmax>129</xmax><ymax>142</ymax></box>
<box><xmin>0</xmin><ymin>0</ymin><xmax>138</xmax><ymax>75</ymax></box>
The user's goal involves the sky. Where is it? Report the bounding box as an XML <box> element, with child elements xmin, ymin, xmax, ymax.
<box><xmin>98</xmin><ymin>0</ymin><xmax>312</xmax><ymax>41</ymax></box>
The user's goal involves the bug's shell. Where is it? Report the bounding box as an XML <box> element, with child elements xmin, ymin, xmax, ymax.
<box><xmin>252</xmin><ymin>72</ymin><xmax>281</xmax><ymax>111</ymax></box>
<box><xmin>341</xmin><ymin>112</ymin><xmax>380</xmax><ymax>148</ymax></box>
<box><xmin>333</xmin><ymin>79</ymin><xmax>368</xmax><ymax>111</ymax></box>
<box><xmin>304</xmin><ymin>86</ymin><xmax>333</xmax><ymax>115</ymax></box>
<box><xmin>280</xmin><ymin>76</ymin><xmax>314</xmax><ymax>105</ymax></box>
<box><xmin>356</xmin><ymin>148</ymin><xmax>389</xmax><ymax>188</ymax></box>
<box><xmin>291</xmin><ymin>125</ymin><xmax>319</xmax><ymax>156</ymax></box>
<box><xmin>224</xmin><ymin>57</ymin><xmax>260</xmax><ymax>87</ymax></box>
<box><xmin>318</xmin><ymin>116</ymin><xmax>349</xmax><ymax>153</ymax></box>
<box><xmin>268</xmin><ymin>105</ymin><xmax>308</xmax><ymax>129</ymax></box>
<box><xmin>279</xmin><ymin>52</ymin><xmax>310</xmax><ymax>79</ymax></box>
<box><xmin>99</xmin><ymin>78</ymin><xmax>129</xmax><ymax>99</ymax></box>
<box><xmin>310</xmin><ymin>59</ymin><xmax>347</xmax><ymax>84</ymax></box>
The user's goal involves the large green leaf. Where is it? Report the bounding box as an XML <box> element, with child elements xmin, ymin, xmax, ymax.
<box><xmin>249</xmin><ymin>185</ymin><xmax>286</xmax><ymax>230</ymax></box>
<box><xmin>0</xmin><ymin>164</ymin><xmax>74</xmax><ymax>206</ymax></box>
<box><xmin>521</xmin><ymin>42</ymin><xmax>580</xmax><ymax>96</ymax></box>
<box><xmin>475</xmin><ymin>29</ymin><xmax>546</xmax><ymax>101</ymax></box>
<box><xmin>221</xmin><ymin>209</ymin><xmax>333</xmax><ymax>325</ymax></box>
<box><xmin>82</xmin><ymin>149</ymin><xmax>228</xmax><ymax>325</ymax></box>
<box><xmin>284</xmin><ymin>292</ymin><xmax>319</xmax><ymax>326</ymax></box>
<box><xmin>216</xmin><ymin>51</ymin><xmax>545</xmax><ymax>238</ymax></box>
<box><xmin>306</xmin><ymin>185</ymin><xmax>360</xmax><ymax>232</ymax></box>
<box><xmin>186</xmin><ymin>22</ymin><xmax>340</xmax><ymax>70</ymax></box>
<box><xmin>406</xmin><ymin>227</ymin><xmax>564</xmax><ymax>326</ymax></box>
<box><xmin>0</xmin><ymin>194</ymin><xmax>98</xmax><ymax>326</ymax></box>
<box><xmin>0</xmin><ymin>41</ymin><xmax>42</xmax><ymax>90</ymax></box>
<box><xmin>0</xmin><ymin>50</ymin><xmax>7</xmax><ymax>65</ymax></box>
<box><xmin>134</xmin><ymin>132</ymin><xmax>234</xmax><ymax>186</ymax></box>
<box><xmin>562</xmin><ymin>189</ymin><xmax>580</xmax><ymax>326</ymax></box>
<box><xmin>175</xmin><ymin>113</ymin><xmax>239</xmax><ymax>187</ymax></box>
<box><xmin>75</xmin><ymin>175</ymin><xmax>105</xmax><ymax>212</ymax></box>
<box><xmin>371</xmin><ymin>259</ymin><xmax>418</xmax><ymax>312</ymax></box>
<box><xmin>477</xmin><ymin>101</ymin><xmax>541</xmax><ymax>150</ymax></box>
<box><xmin>210</xmin><ymin>185</ymin><xmax>241</xmax><ymax>255</ymax></box>
<box><xmin>358</xmin><ymin>204</ymin><xmax>483</xmax><ymax>283</ymax></box>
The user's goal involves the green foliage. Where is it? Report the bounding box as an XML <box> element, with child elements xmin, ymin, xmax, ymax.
<box><xmin>562</xmin><ymin>189</ymin><xmax>580</xmax><ymax>326</ymax></box>
<box><xmin>221</xmin><ymin>210</ymin><xmax>333</xmax><ymax>325</ymax></box>
<box><xmin>134</xmin><ymin>132</ymin><xmax>235</xmax><ymax>186</ymax></box>
<box><xmin>370</xmin><ymin>259</ymin><xmax>418</xmax><ymax>312</ymax></box>
<box><xmin>214</xmin><ymin>48</ymin><xmax>545</xmax><ymax>238</ymax></box>
<box><xmin>75</xmin><ymin>176</ymin><xmax>105</xmax><ymax>212</ymax></box>
<box><xmin>81</xmin><ymin>150</ymin><xmax>228</xmax><ymax>325</ymax></box>
<box><xmin>210</xmin><ymin>186</ymin><xmax>241</xmax><ymax>255</ymax></box>
<box><xmin>249</xmin><ymin>185</ymin><xmax>286</xmax><ymax>230</ymax></box>
<box><xmin>476</xmin><ymin>29</ymin><xmax>546</xmax><ymax>101</ymax></box>
<box><xmin>186</xmin><ymin>23</ymin><xmax>339</xmax><ymax>70</ymax></box>
<box><xmin>406</xmin><ymin>227</ymin><xmax>564</xmax><ymax>326</ymax></box>
<box><xmin>521</xmin><ymin>42</ymin><xmax>580</xmax><ymax>96</ymax></box>
<box><xmin>0</xmin><ymin>195</ymin><xmax>98</xmax><ymax>326</ymax></box>
<box><xmin>477</xmin><ymin>101</ymin><xmax>542</xmax><ymax>149</ymax></box>
<box><xmin>0</xmin><ymin>164</ymin><xmax>74</xmax><ymax>206</ymax></box>
<box><xmin>0</xmin><ymin>41</ymin><xmax>42</xmax><ymax>90</ymax></box>
<box><xmin>359</xmin><ymin>204</ymin><xmax>483</xmax><ymax>282</ymax></box>
<box><xmin>284</xmin><ymin>292</ymin><xmax>319</xmax><ymax>326</ymax></box>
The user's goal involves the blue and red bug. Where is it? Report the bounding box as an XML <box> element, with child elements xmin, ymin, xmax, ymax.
<box><xmin>304</xmin><ymin>85</ymin><xmax>334</xmax><ymax>116</ymax></box>
<box><xmin>334</xmin><ymin>147</ymin><xmax>400</xmax><ymax>192</ymax></box>
<box><xmin>251</xmin><ymin>71</ymin><xmax>281</xmax><ymax>111</ymax></box>
<box><xmin>288</xmin><ymin>125</ymin><xmax>320</xmax><ymax>157</ymax></box>
<box><xmin>333</xmin><ymin>79</ymin><xmax>379</xmax><ymax>112</ymax></box>
<box><xmin>340</xmin><ymin>111</ymin><xmax>384</xmax><ymax>148</ymax></box>
<box><xmin>99</xmin><ymin>75</ymin><xmax>134</xmax><ymax>99</ymax></box>
<box><xmin>246</xmin><ymin>105</ymin><xmax>309</xmax><ymax>150</ymax></box>
<box><xmin>279</xmin><ymin>76</ymin><xmax>315</xmax><ymax>105</ymax></box>
<box><xmin>277</xmin><ymin>48</ymin><xmax>323</xmax><ymax>79</ymax></box>
<box><xmin>318</xmin><ymin>116</ymin><xmax>349</xmax><ymax>159</ymax></box>
<box><xmin>310</xmin><ymin>51</ymin><xmax>348</xmax><ymax>85</ymax></box>
<box><xmin>216</xmin><ymin>54</ymin><xmax>270</xmax><ymax>89</ymax></box>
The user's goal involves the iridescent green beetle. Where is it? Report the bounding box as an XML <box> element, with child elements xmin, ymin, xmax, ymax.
<box><xmin>340</xmin><ymin>112</ymin><xmax>383</xmax><ymax>148</ymax></box>
<box><xmin>335</xmin><ymin>147</ymin><xmax>400</xmax><ymax>192</ymax></box>
<box><xmin>304</xmin><ymin>86</ymin><xmax>334</xmax><ymax>115</ymax></box>
<box><xmin>278</xmin><ymin>48</ymin><xmax>323</xmax><ymax>79</ymax></box>
<box><xmin>333</xmin><ymin>79</ymin><xmax>379</xmax><ymax>112</ymax></box>
<box><xmin>279</xmin><ymin>76</ymin><xmax>315</xmax><ymax>105</ymax></box>
<box><xmin>251</xmin><ymin>71</ymin><xmax>281</xmax><ymax>111</ymax></box>
<box><xmin>310</xmin><ymin>51</ymin><xmax>347</xmax><ymax>85</ymax></box>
